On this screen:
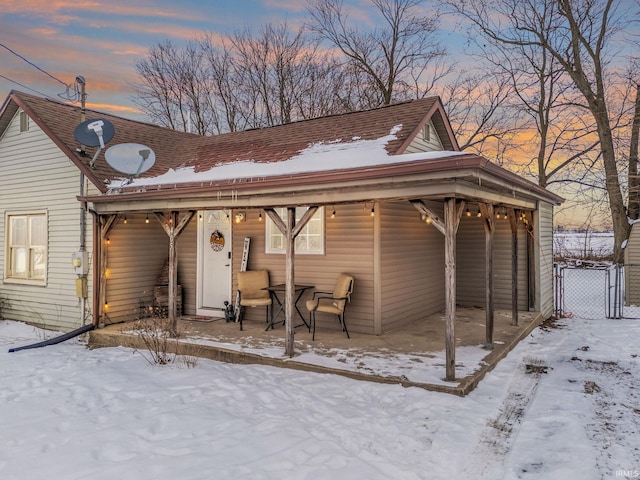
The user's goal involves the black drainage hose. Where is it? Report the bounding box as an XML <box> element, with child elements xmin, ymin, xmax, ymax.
<box><xmin>8</xmin><ymin>324</ymin><xmax>95</xmax><ymax>353</ymax></box>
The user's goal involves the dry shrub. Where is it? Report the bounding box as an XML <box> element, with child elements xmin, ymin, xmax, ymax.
<box><xmin>133</xmin><ymin>315</ymin><xmax>180</xmax><ymax>366</ymax></box>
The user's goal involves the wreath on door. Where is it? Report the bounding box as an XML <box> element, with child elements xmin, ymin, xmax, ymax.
<box><xmin>210</xmin><ymin>230</ymin><xmax>225</xmax><ymax>252</ymax></box>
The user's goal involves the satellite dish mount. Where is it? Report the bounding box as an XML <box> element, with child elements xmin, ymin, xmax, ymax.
<box><xmin>73</xmin><ymin>118</ymin><xmax>115</xmax><ymax>168</ymax></box>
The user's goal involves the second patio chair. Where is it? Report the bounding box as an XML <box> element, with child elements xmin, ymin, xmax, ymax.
<box><xmin>237</xmin><ymin>270</ymin><xmax>272</xmax><ymax>331</ymax></box>
<box><xmin>306</xmin><ymin>273</ymin><xmax>354</xmax><ymax>341</ymax></box>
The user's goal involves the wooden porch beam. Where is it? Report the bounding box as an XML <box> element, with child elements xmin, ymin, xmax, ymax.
<box><xmin>508</xmin><ymin>208</ymin><xmax>520</xmax><ymax>326</ymax></box>
<box><xmin>264</xmin><ymin>206</ymin><xmax>318</xmax><ymax>357</ymax></box>
<box><xmin>410</xmin><ymin>198</ymin><xmax>465</xmax><ymax>381</ymax></box>
<box><xmin>284</xmin><ymin>207</ymin><xmax>296</xmax><ymax>357</ymax></box>
<box><xmin>479</xmin><ymin>203</ymin><xmax>495</xmax><ymax>348</ymax></box>
<box><xmin>292</xmin><ymin>206</ymin><xmax>318</xmax><ymax>238</ymax></box>
<box><xmin>155</xmin><ymin>210</ymin><xmax>196</xmax><ymax>336</ymax></box>
<box><xmin>444</xmin><ymin>198</ymin><xmax>464</xmax><ymax>381</ymax></box>
<box><xmin>98</xmin><ymin>214</ymin><xmax>121</xmax><ymax>326</ymax></box>
<box><xmin>524</xmin><ymin>211</ymin><xmax>536</xmax><ymax>311</ymax></box>
<box><xmin>410</xmin><ymin>199</ymin><xmax>445</xmax><ymax>235</ymax></box>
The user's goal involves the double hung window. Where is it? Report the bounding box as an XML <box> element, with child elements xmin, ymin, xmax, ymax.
<box><xmin>5</xmin><ymin>212</ymin><xmax>47</xmax><ymax>284</ymax></box>
<box><xmin>265</xmin><ymin>207</ymin><xmax>324</xmax><ymax>255</ymax></box>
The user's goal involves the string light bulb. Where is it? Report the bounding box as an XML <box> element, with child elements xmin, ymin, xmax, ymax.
<box><xmin>258</xmin><ymin>212</ymin><xmax>263</xmax><ymax>222</ymax></box>
<box><xmin>331</xmin><ymin>209</ymin><xmax>336</xmax><ymax>218</ymax></box>
<box><xmin>370</xmin><ymin>207</ymin><xmax>375</xmax><ymax>217</ymax></box>
<box><xmin>145</xmin><ymin>214</ymin><xmax>150</xmax><ymax>224</ymax></box>
<box><xmin>477</xmin><ymin>209</ymin><xmax>482</xmax><ymax>218</ymax></box>
<box><xmin>425</xmin><ymin>216</ymin><xmax>432</xmax><ymax>224</ymax></box>
<box><xmin>123</xmin><ymin>215</ymin><xmax>127</xmax><ymax>224</ymax></box>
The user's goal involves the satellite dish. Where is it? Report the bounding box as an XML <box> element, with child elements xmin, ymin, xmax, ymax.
<box><xmin>105</xmin><ymin>143</ymin><xmax>156</xmax><ymax>177</ymax></box>
<box><xmin>74</xmin><ymin>118</ymin><xmax>115</xmax><ymax>148</ymax></box>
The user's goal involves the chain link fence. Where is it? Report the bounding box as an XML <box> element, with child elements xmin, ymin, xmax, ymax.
<box><xmin>554</xmin><ymin>262</ymin><xmax>640</xmax><ymax>319</ymax></box>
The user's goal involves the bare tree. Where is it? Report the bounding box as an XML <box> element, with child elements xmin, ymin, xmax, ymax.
<box><xmin>307</xmin><ymin>0</ymin><xmax>448</xmax><ymax>107</ymax></box>
<box><xmin>199</xmin><ymin>36</ymin><xmax>250</xmax><ymax>134</ymax></box>
<box><xmin>229</xmin><ymin>22</ymin><xmax>347</xmax><ymax>127</ymax></box>
<box><xmin>132</xmin><ymin>40</ymin><xmax>214</xmax><ymax>135</ymax></box>
<box><xmin>441</xmin><ymin>70</ymin><xmax>523</xmax><ymax>166</ymax></box>
<box><xmin>445</xmin><ymin>0</ymin><xmax>636</xmax><ymax>261</ymax></box>
<box><xmin>133</xmin><ymin>22</ymin><xmax>353</xmax><ymax>134</ymax></box>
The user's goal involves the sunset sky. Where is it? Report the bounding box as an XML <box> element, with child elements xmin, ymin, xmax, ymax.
<box><xmin>0</xmin><ymin>0</ymin><xmax>466</xmax><ymax>119</ymax></box>
<box><xmin>0</xmin><ymin>1</ymin><xmax>304</xmax><ymax>117</ymax></box>
<box><xmin>1</xmin><ymin>0</ymin><xmax>637</xmax><ymax>229</ymax></box>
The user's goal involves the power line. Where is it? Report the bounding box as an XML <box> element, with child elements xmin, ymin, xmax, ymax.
<box><xmin>0</xmin><ymin>41</ymin><xmax>82</xmax><ymax>102</ymax></box>
<box><xmin>0</xmin><ymin>42</ymin><xmax>69</xmax><ymax>88</ymax></box>
<box><xmin>0</xmin><ymin>73</ymin><xmax>57</xmax><ymax>100</ymax></box>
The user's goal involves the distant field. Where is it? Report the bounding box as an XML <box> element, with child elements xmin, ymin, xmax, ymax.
<box><xmin>553</xmin><ymin>231</ymin><xmax>614</xmax><ymax>260</ymax></box>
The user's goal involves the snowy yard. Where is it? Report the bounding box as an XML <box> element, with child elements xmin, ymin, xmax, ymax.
<box><xmin>1</xmin><ymin>315</ymin><xmax>638</xmax><ymax>479</ymax></box>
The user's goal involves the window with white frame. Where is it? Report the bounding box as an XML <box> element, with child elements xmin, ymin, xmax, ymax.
<box><xmin>5</xmin><ymin>212</ymin><xmax>47</xmax><ymax>284</ymax></box>
<box><xmin>265</xmin><ymin>207</ymin><xmax>324</xmax><ymax>254</ymax></box>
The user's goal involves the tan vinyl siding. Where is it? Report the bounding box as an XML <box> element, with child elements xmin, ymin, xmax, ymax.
<box><xmin>536</xmin><ymin>202</ymin><xmax>554</xmax><ymax>317</ymax></box>
<box><xmin>380</xmin><ymin>202</ymin><xmax>445</xmax><ymax>332</ymax></box>
<box><xmin>456</xmin><ymin>216</ymin><xmax>486</xmax><ymax>307</ymax></box>
<box><xmin>0</xmin><ymin>109</ymin><xmax>93</xmax><ymax>331</ymax></box>
<box><xmin>232</xmin><ymin>204</ymin><xmax>375</xmax><ymax>334</ymax></box>
<box><xmin>177</xmin><ymin>217</ymin><xmax>197</xmax><ymax>315</ymax></box>
<box><xmin>403</xmin><ymin>120</ymin><xmax>444</xmax><ymax>153</ymax></box>
<box><xmin>625</xmin><ymin>223</ymin><xmax>640</xmax><ymax>305</ymax></box>
<box><xmin>457</xmin><ymin>214</ymin><xmax>529</xmax><ymax>310</ymax></box>
<box><xmin>102</xmin><ymin>214</ymin><xmax>168</xmax><ymax>322</ymax></box>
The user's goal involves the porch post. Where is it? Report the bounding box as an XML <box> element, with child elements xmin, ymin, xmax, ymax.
<box><xmin>284</xmin><ymin>207</ymin><xmax>295</xmax><ymax>357</ymax></box>
<box><xmin>98</xmin><ymin>214</ymin><xmax>120</xmax><ymax>327</ymax></box>
<box><xmin>409</xmin><ymin>198</ymin><xmax>463</xmax><ymax>381</ymax></box>
<box><xmin>508</xmin><ymin>208</ymin><xmax>519</xmax><ymax>326</ymax></box>
<box><xmin>168</xmin><ymin>211</ymin><xmax>178</xmax><ymax>333</ymax></box>
<box><xmin>264</xmin><ymin>206</ymin><xmax>318</xmax><ymax>358</ymax></box>
<box><xmin>524</xmin><ymin>211</ymin><xmax>536</xmax><ymax>311</ymax></box>
<box><xmin>444</xmin><ymin>198</ymin><xmax>463</xmax><ymax>381</ymax></box>
<box><xmin>480</xmin><ymin>203</ymin><xmax>495</xmax><ymax>348</ymax></box>
<box><xmin>155</xmin><ymin>211</ymin><xmax>196</xmax><ymax>336</ymax></box>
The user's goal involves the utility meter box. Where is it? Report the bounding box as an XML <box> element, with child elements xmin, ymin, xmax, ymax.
<box><xmin>71</xmin><ymin>251</ymin><xmax>89</xmax><ymax>275</ymax></box>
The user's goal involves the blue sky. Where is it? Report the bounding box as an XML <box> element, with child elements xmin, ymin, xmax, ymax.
<box><xmin>0</xmin><ymin>0</ymin><xmax>465</xmax><ymax>119</ymax></box>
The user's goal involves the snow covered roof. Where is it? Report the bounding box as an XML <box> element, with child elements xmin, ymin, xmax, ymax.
<box><xmin>0</xmin><ymin>90</ymin><xmax>562</xmax><ymax>207</ymax></box>
<box><xmin>2</xmin><ymin>91</ymin><xmax>453</xmax><ymax>193</ymax></box>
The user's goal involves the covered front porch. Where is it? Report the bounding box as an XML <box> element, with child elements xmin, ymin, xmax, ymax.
<box><xmin>89</xmin><ymin>307</ymin><xmax>544</xmax><ymax>396</ymax></box>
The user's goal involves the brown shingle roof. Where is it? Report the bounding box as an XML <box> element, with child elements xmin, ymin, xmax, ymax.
<box><xmin>3</xmin><ymin>91</ymin><xmax>201</xmax><ymax>193</ymax></box>
<box><xmin>1</xmin><ymin>91</ymin><xmax>452</xmax><ymax>193</ymax></box>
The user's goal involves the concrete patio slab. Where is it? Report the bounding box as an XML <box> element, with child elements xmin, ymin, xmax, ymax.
<box><xmin>89</xmin><ymin>308</ymin><xmax>543</xmax><ymax>396</ymax></box>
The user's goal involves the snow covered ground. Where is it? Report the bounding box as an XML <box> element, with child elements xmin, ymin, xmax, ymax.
<box><xmin>554</xmin><ymin>231</ymin><xmax>614</xmax><ymax>259</ymax></box>
<box><xmin>1</xmin><ymin>314</ymin><xmax>638</xmax><ymax>479</ymax></box>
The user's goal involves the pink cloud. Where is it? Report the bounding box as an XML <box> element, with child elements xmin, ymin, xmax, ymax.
<box><xmin>2</xmin><ymin>0</ymin><xmax>202</xmax><ymax>22</ymax></box>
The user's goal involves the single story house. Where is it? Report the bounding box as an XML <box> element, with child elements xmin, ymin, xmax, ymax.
<box><xmin>0</xmin><ymin>90</ymin><xmax>562</xmax><ymax>380</ymax></box>
<box><xmin>624</xmin><ymin>221</ymin><xmax>640</xmax><ymax>305</ymax></box>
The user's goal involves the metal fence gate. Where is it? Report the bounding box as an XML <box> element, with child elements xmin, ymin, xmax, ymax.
<box><xmin>554</xmin><ymin>263</ymin><xmax>640</xmax><ymax>319</ymax></box>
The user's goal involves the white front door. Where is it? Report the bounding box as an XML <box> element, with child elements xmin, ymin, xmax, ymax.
<box><xmin>197</xmin><ymin>210</ymin><xmax>232</xmax><ymax>315</ymax></box>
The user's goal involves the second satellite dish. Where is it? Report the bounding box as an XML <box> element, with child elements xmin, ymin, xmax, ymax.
<box><xmin>105</xmin><ymin>143</ymin><xmax>156</xmax><ymax>177</ymax></box>
<box><xmin>74</xmin><ymin>118</ymin><xmax>115</xmax><ymax>148</ymax></box>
